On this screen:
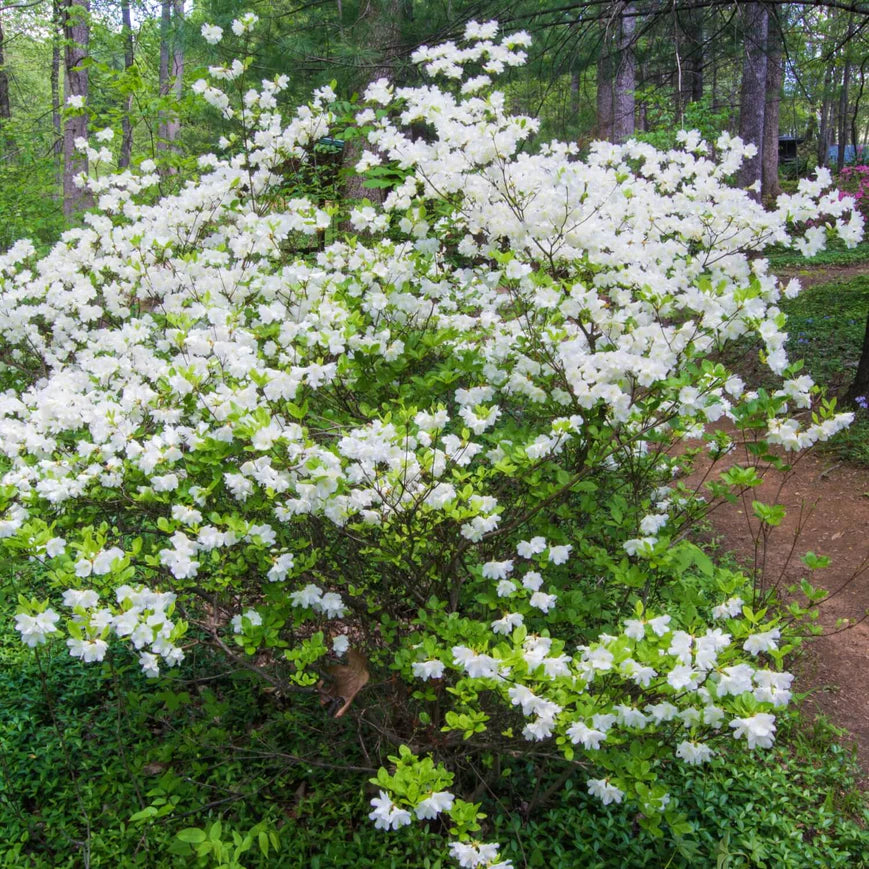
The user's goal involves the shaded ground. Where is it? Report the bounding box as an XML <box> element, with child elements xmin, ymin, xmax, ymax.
<box><xmin>700</xmin><ymin>453</ymin><xmax>869</xmax><ymax>776</ymax></box>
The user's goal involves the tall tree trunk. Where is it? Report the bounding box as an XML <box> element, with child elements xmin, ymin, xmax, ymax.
<box><xmin>846</xmin><ymin>312</ymin><xmax>869</xmax><ymax>406</ymax></box>
<box><xmin>612</xmin><ymin>2</ymin><xmax>636</xmax><ymax>143</ymax></box>
<box><xmin>596</xmin><ymin>32</ymin><xmax>614</xmax><ymax>141</ymax></box>
<box><xmin>51</xmin><ymin>0</ymin><xmax>63</xmax><ymax>194</ymax></box>
<box><xmin>837</xmin><ymin>44</ymin><xmax>853</xmax><ymax>168</ymax></box>
<box><xmin>344</xmin><ymin>0</ymin><xmax>403</xmax><ymax>205</ymax></box>
<box><xmin>851</xmin><ymin>60</ymin><xmax>866</xmax><ymax>152</ymax></box>
<box><xmin>677</xmin><ymin>6</ymin><xmax>703</xmax><ymax>119</ymax></box>
<box><xmin>164</xmin><ymin>0</ymin><xmax>183</xmax><ymax>148</ymax></box>
<box><xmin>0</xmin><ymin>13</ymin><xmax>11</xmax><ymax>122</ymax></box>
<box><xmin>157</xmin><ymin>0</ymin><xmax>171</xmax><ymax>151</ymax></box>
<box><xmin>817</xmin><ymin>63</ymin><xmax>834</xmax><ymax>168</ymax></box>
<box><xmin>737</xmin><ymin>2</ymin><xmax>769</xmax><ymax>199</ymax></box>
<box><xmin>62</xmin><ymin>0</ymin><xmax>90</xmax><ymax>219</ymax></box>
<box><xmin>762</xmin><ymin>13</ymin><xmax>783</xmax><ymax>201</ymax></box>
<box><xmin>118</xmin><ymin>0</ymin><xmax>134</xmax><ymax>169</ymax></box>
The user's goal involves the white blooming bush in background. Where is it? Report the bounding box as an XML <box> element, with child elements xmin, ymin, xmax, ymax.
<box><xmin>1</xmin><ymin>17</ymin><xmax>863</xmax><ymax>867</ymax></box>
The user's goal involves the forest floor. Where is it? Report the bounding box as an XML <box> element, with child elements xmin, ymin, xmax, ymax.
<box><xmin>701</xmin><ymin>261</ymin><xmax>869</xmax><ymax>780</ymax></box>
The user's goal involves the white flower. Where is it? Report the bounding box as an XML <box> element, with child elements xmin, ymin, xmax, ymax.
<box><xmin>332</xmin><ymin>635</ymin><xmax>350</xmax><ymax>656</ymax></box>
<box><xmin>712</xmin><ymin>597</ymin><xmax>744</xmax><ymax>619</ymax></box>
<box><xmin>448</xmin><ymin>841</ymin><xmax>507</xmax><ymax>869</ymax></box>
<box><xmin>676</xmin><ymin>740</ymin><xmax>714</xmax><ymax>764</ymax></box>
<box><xmin>522</xmin><ymin>571</ymin><xmax>543</xmax><ymax>591</ymax></box>
<box><xmin>516</xmin><ymin>537</ymin><xmax>546</xmax><ymax>557</ymax></box>
<box><xmin>92</xmin><ymin>547</ymin><xmax>124</xmax><ymax>575</ymax></box>
<box><xmin>496</xmin><ymin>579</ymin><xmax>517</xmax><ymax>597</ymax></box>
<box><xmin>482</xmin><ymin>559</ymin><xmax>513</xmax><ymax>579</ymax></box>
<box><xmin>730</xmin><ymin>712</ymin><xmax>777</xmax><ymax>749</ymax></box>
<box><xmin>415</xmin><ymin>791</ymin><xmax>454</xmax><ymax>819</ymax></box>
<box><xmin>547</xmin><ymin>544</ymin><xmax>571</xmax><ymax>565</ymax></box>
<box><xmin>15</xmin><ymin>610</ymin><xmax>60</xmax><ymax>647</ymax></box>
<box><xmin>139</xmin><ymin>652</ymin><xmax>160</xmax><ymax>678</ymax></box>
<box><xmin>529</xmin><ymin>591</ymin><xmax>556</xmax><ymax>612</ymax></box>
<box><xmin>231</xmin><ymin>608</ymin><xmax>262</xmax><ymax>633</ymax></box>
<box><xmin>231</xmin><ymin>12</ymin><xmax>258</xmax><ymax>35</ymax></box>
<box><xmin>67</xmin><ymin>637</ymin><xmax>109</xmax><ymax>662</ymax></box>
<box><xmin>624</xmin><ymin>619</ymin><xmax>645</xmax><ymax>640</ymax></box>
<box><xmin>67</xmin><ymin>94</ymin><xmax>85</xmax><ymax>108</ymax></box>
<box><xmin>717</xmin><ymin>664</ymin><xmax>754</xmax><ymax>697</ymax></box>
<box><xmin>45</xmin><ymin>537</ymin><xmax>67</xmax><ymax>557</ymax></box>
<box><xmin>648</xmin><ymin>615</ymin><xmax>671</xmax><ymax>636</ymax></box>
<box><xmin>201</xmin><ymin>23</ymin><xmax>223</xmax><ymax>44</ymax></box>
<box><xmin>587</xmin><ymin>778</ymin><xmax>624</xmax><ymax>806</ymax></box>
<box><xmin>62</xmin><ymin>589</ymin><xmax>100</xmax><ymax>609</ymax></box>
<box><xmin>290</xmin><ymin>584</ymin><xmax>322</xmax><ymax>608</ymax></box>
<box><xmin>411</xmin><ymin>659</ymin><xmax>445</xmax><ymax>680</ymax></box>
<box><xmin>316</xmin><ymin>592</ymin><xmax>347</xmax><ymax>618</ymax></box>
<box><xmin>567</xmin><ymin>721</ymin><xmax>607</xmax><ymax>749</ymax></box>
<box><xmin>368</xmin><ymin>791</ymin><xmax>411</xmax><ymax>831</ymax></box>
<box><xmin>743</xmin><ymin>628</ymin><xmax>781</xmax><ymax>655</ymax></box>
<box><xmin>491</xmin><ymin>612</ymin><xmax>523</xmax><ymax>635</ymax></box>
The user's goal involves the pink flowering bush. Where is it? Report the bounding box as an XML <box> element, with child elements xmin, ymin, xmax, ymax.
<box><xmin>1</xmin><ymin>18</ymin><xmax>863</xmax><ymax>867</ymax></box>
<box><xmin>839</xmin><ymin>164</ymin><xmax>869</xmax><ymax>222</ymax></box>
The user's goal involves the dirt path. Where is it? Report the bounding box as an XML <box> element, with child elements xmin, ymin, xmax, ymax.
<box><xmin>699</xmin><ymin>453</ymin><xmax>869</xmax><ymax>774</ymax></box>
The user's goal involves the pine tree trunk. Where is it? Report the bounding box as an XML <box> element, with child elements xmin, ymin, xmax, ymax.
<box><xmin>165</xmin><ymin>0</ymin><xmax>183</xmax><ymax>147</ymax></box>
<box><xmin>846</xmin><ymin>312</ymin><xmax>869</xmax><ymax>405</ymax></box>
<box><xmin>157</xmin><ymin>0</ymin><xmax>171</xmax><ymax>150</ymax></box>
<box><xmin>62</xmin><ymin>0</ymin><xmax>91</xmax><ymax>219</ymax></box>
<box><xmin>118</xmin><ymin>0</ymin><xmax>134</xmax><ymax>169</ymax></box>
<box><xmin>343</xmin><ymin>0</ymin><xmax>403</xmax><ymax>205</ymax></box>
<box><xmin>0</xmin><ymin>13</ymin><xmax>11</xmax><ymax>122</ymax></box>
<box><xmin>612</xmin><ymin>2</ymin><xmax>636</xmax><ymax>143</ymax></box>
<box><xmin>818</xmin><ymin>63</ymin><xmax>834</xmax><ymax>168</ymax></box>
<box><xmin>596</xmin><ymin>39</ymin><xmax>614</xmax><ymax>141</ymax></box>
<box><xmin>762</xmin><ymin>15</ymin><xmax>783</xmax><ymax>201</ymax></box>
<box><xmin>737</xmin><ymin>2</ymin><xmax>769</xmax><ymax>199</ymax></box>
<box><xmin>51</xmin><ymin>0</ymin><xmax>63</xmax><ymax>194</ymax></box>
<box><xmin>837</xmin><ymin>57</ymin><xmax>852</xmax><ymax>169</ymax></box>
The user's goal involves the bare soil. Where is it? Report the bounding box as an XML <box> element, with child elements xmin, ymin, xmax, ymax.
<box><xmin>699</xmin><ymin>453</ymin><xmax>869</xmax><ymax>776</ymax></box>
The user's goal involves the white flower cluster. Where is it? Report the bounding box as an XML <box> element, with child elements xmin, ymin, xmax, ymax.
<box><xmin>17</xmin><ymin>584</ymin><xmax>185</xmax><ymax>677</ymax></box>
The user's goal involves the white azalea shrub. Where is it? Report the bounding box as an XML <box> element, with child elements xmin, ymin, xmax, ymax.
<box><xmin>2</xmin><ymin>18</ymin><xmax>862</xmax><ymax>866</ymax></box>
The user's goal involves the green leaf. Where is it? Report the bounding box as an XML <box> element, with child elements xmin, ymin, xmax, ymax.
<box><xmin>177</xmin><ymin>828</ymin><xmax>208</xmax><ymax>844</ymax></box>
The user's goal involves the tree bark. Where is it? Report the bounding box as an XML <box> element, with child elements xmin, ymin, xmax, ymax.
<box><xmin>118</xmin><ymin>0</ymin><xmax>134</xmax><ymax>169</ymax></box>
<box><xmin>0</xmin><ymin>13</ymin><xmax>11</xmax><ymax>122</ymax></box>
<box><xmin>737</xmin><ymin>2</ymin><xmax>769</xmax><ymax>199</ymax></box>
<box><xmin>678</xmin><ymin>6</ymin><xmax>703</xmax><ymax>116</ymax></box>
<box><xmin>596</xmin><ymin>29</ymin><xmax>614</xmax><ymax>141</ymax></box>
<box><xmin>157</xmin><ymin>0</ymin><xmax>171</xmax><ymax>150</ymax></box>
<box><xmin>51</xmin><ymin>0</ymin><xmax>63</xmax><ymax>193</ymax></box>
<box><xmin>166</xmin><ymin>0</ymin><xmax>184</xmax><ymax>146</ymax></box>
<box><xmin>762</xmin><ymin>12</ymin><xmax>783</xmax><ymax>201</ymax></box>
<box><xmin>846</xmin><ymin>312</ymin><xmax>869</xmax><ymax>406</ymax></box>
<box><xmin>612</xmin><ymin>2</ymin><xmax>636</xmax><ymax>143</ymax></box>
<box><xmin>343</xmin><ymin>0</ymin><xmax>403</xmax><ymax>205</ymax></box>
<box><xmin>818</xmin><ymin>62</ymin><xmax>834</xmax><ymax>168</ymax></box>
<box><xmin>62</xmin><ymin>0</ymin><xmax>91</xmax><ymax>219</ymax></box>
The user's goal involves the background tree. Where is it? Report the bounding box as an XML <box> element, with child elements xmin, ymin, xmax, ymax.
<box><xmin>61</xmin><ymin>0</ymin><xmax>90</xmax><ymax>217</ymax></box>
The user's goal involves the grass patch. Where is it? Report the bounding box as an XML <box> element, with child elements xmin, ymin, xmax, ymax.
<box><xmin>781</xmin><ymin>273</ymin><xmax>869</xmax><ymax>465</ymax></box>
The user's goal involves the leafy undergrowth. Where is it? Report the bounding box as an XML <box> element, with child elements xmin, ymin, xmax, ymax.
<box><xmin>765</xmin><ymin>238</ymin><xmax>869</xmax><ymax>269</ymax></box>
<box><xmin>2</xmin><ymin>627</ymin><xmax>867</xmax><ymax>868</ymax></box>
